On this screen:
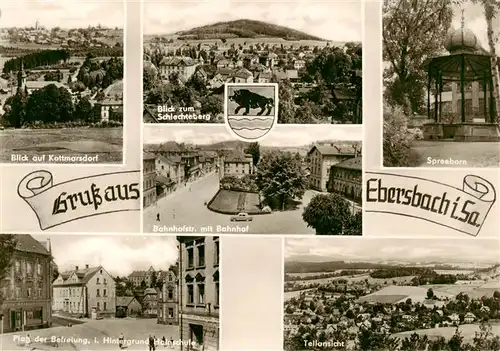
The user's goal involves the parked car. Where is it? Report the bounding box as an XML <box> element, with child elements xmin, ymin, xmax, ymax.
<box><xmin>230</xmin><ymin>212</ymin><xmax>253</xmax><ymax>222</ymax></box>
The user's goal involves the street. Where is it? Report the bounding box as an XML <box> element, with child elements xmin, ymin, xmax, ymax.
<box><xmin>144</xmin><ymin>172</ymin><xmax>316</xmax><ymax>235</ymax></box>
<box><xmin>0</xmin><ymin>317</ymin><xmax>180</xmax><ymax>351</ymax></box>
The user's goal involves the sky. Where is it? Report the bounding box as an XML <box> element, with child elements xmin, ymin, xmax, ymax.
<box><xmin>452</xmin><ymin>3</ymin><xmax>500</xmax><ymax>54</ymax></box>
<box><xmin>285</xmin><ymin>238</ymin><xmax>500</xmax><ymax>265</ymax></box>
<box><xmin>144</xmin><ymin>125</ymin><xmax>362</xmax><ymax>147</ymax></box>
<box><xmin>0</xmin><ymin>0</ymin><xmax>124</xmax><ymax>29</ymax></box>
<box><xmin>38</xmin><ymin>235</ymin><xmax>177</xmax><ymax>277</ymax></box>
<box><xmin>143</xmin><ymin>0</ymin><xmax>362</xmax><ymax>42</ymax></box>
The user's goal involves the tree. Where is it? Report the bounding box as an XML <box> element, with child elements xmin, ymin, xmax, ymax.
<box><xmin>244</xmin><ymin>142</ymin><xmax>260</xmax><ymax>166</ymax></box>
<box><xmin>0</xmin><ymin>235</ymin><xmax>17</xmax><ymax>305</ymax></box>
<box><xmin>75</xmin><ymin>96</ymin><xmax>93</xmax><ymax>121</ymax></box>
<box><xmin>343</xmin><ymin>211</ymin><xmax>362</xmax><ymax>235</ymax></box>
<box><xmin>255</xmin><ymin>151</ymin><xmax>308</xmax><ymax>210</ymax></box>
<box><xmin>140</xmin><ymin>280</ymin><xmax>147</xmax><ymax>290</ymax></box>
<box><xmin>427</xmin><ymin>288</ymin><xmax>435</xmax><ymax>299</ymax></box>
<box><xmin>448</xmin><ymin>327</ymin><xmax>465</xmax><ymax>351</ymax></box>
<box><xmin>383</xmin><ymin>0</ymin><xmax>453</xmax><ymax>114</ymax></box>
<box><xmin>25</xmin><ymin>84</ymin><xmax>74</xmax><ymax>123</ymax></box>
<box><xmin>302</xmin><ymin>193</ymin><xmax>354</xmax><ymax>235</ymax></box>
<box><xmin>150</xmin><ymin>273</ymin><xmax>157</xmax><ymax>288</ymax></box>
<box><xmin>473</xmin><ymin>322</ymin><xmax>500</xmax><ymax>350</ymax></box>
<box><xmin>493</xmin><ymin>291</ymin><xmax>500</xmax><ymax>299</ymax></box>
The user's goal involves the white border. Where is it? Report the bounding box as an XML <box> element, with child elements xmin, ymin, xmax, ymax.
<box><xmin>223</xmin><ymin>82</ymin><xmax>279</xmax><ymax>143</ymax></box>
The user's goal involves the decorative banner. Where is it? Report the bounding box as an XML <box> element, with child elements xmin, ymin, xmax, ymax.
<box><xmin>17</xmin><ymin>170</ymin><xmax>140</xmax><ymax>230</ymax></box>
<box><xmin>365</xmin><ymin>172</ymin><xmax>497</xmax><ymax>237</ymax></box>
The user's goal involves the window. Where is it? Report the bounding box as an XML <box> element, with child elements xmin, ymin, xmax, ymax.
<box><xmin>187</xmin><ymin>248</ymin><xmax>194</xmax><ymax>268</ymax></box>
<box><xmin>168</xmin><ymin>308</ymin><xmax>174</xmax><ymax>318</ymax></box>
<box><xmin>104</xmin><ymin>302</ymin><xmax>107</xmax><ymax>310</ymax></box>
<box><xmin>100</xmin><ymin>270</ymin><xmax>103</xmax><ymax>274</ymax></box>
<box><xmin>168</xmin><ymin>274</ymin><xmax>173</xmax><ymax>282</ymax></box>
<box><xmin>27</xmin><ymin>262</ymin><xmax>32</xmax><ymax>275</ymax></box>
<box><xmin>97</xmin><ymin>278</ymin><xmax>100</xmax><ymax>284</ymax></box>
<box><xmin>97</xmin><ymin>302</ymin><xmax>100</xmax><ymax>311</ymax></box>
<box><xmin>214</xmin><ymin>240</ymin><xmax>219</xmax><ymax>266</ymax></box>
<box><xmin>198</xmin><ymin>283</ymin><xmax>205</xmax><ymax>304</ymax></box>
<box><xmin>168</xmin><ymin>289</ymin><xmax>173</xmax><ymax>299</ymax></box>
<box><xmin>104</xmin><ymin>278</ymin><xmax>107</xmax><ymax>285</ymax></box>
<box><xmin>198</xmin><ymin>245</ymin><xmax>205</xmax><ymax>267</ymax></box>
<box><xmin>37</xmin><ymin>264</ymin><xmax>42</xmax><ymax>275</ymax></box>
<box><xmin>103</xmin><ymin>289</ymin><xmax>107</xmax><ymax>297</ymax></box>
<box><xmin>96</xmin><ymin>289</ymin><xmax>100</xmax><ymax>297</ymax></box>
<box><xmin>15</xmin><ymin>261</ymin><xmax>21</xmax><ymax>274</ymax></box>
<box><xmin>215</xmin><ymin>283</ymin><xmax>219</xmax><ymax>306</ymax></box>
<box><xmin>187</xmin><ymin>285</ymin><xmax>194</xmax><ymax>304</ymax></box>
<box><xmin>27</xmin><ymin>288</ymin><xmax>32</xmax><ymax>297</ymax></box>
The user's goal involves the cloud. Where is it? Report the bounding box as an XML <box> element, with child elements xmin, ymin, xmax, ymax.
<box><xmin>285</xmin><ymin>238</ymin><xmax>500</xmax><ymax>265</ymax></box>
<box><xmin>1</xmin><ymin>0</ymin><xmax>124</xmax><ymax>28</ymax></box>
<box><xmin>143</xmin><ymin>0</ymin><xmax>362</xmax><ymax>41</ymax></box>
<box><xmin>45</xmin><ymin>235</ymin><xmax>177</xmax><ymax>277</ymax></box>
<box><xmin>143</xmin><ymin>125</ymin><xmax>362</xmax><ymax>146</ymax></box>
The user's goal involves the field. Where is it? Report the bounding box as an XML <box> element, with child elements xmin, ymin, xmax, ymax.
<box><xmin>0</xmin><ymin>127</ymin><xmax>123</xmax><ymax>163</ymax></box>
<box><xmin>359</xmin><ymin>285</ymin><xmax>456</xmax><ymax>304</ymax></box>
<box><xmin>284</xmin><ymin>288</ymin><xmax>315</xmax><ymax>301</ymax></box>
<box><xmin>208</xmin><ymin>189</ymin><xmax>261</xmax><ymax>214</ymax></box>
<box><xmin>392</xmin><ymin>323</ymin><xmax>500</xmax><ymax>343</ymax></box>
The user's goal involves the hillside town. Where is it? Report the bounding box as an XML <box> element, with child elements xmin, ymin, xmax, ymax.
<box><xmin>283</xmin><ymin>238</ymin><xmax>500</xmax><ymax>350</ymax></box>
<box><xmin>0</xmin><ymin>234</ymin><xmax>220</xmax><ymax>351</ymax></box>
<box><xmin>143</xmin><ymin>126</ymin><xmax>362</xmax><ymax>235</ymax></box>
<box><xmin>142</xmin><ymin>20</ymin><xmax>362</xmax><ymax>124</ymax></box>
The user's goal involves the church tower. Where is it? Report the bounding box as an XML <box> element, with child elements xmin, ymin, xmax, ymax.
<box><xmin>17</xmin><ymin>59</ymin><xmax>27</xmax><ymax>93</ymax></box>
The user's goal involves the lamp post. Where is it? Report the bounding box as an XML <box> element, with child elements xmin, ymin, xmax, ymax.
<box><xmin>1</xmin><ymin>313</ymin><xmax>4</xmax><ymax>351</ymax></box>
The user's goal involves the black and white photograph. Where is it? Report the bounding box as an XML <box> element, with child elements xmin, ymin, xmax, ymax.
<box><xmin>143</xmin><ymin>125</ymin><xmax>362</xmax><ymax>235</ymax></box>
<box><xmin>0</xmin><ymin>234</ymin><xmax>220</xmax><ymax>351</ymax></box>
<box><xmin>383</xmin><ymin>0</ymin><xmax>500</xmax><ymax>168</ymax></box>
<box><xmin>143</xmin><ymin>0</ymin><xmax>362</xmax><ymax>125</ymax></box>
<box><xmin>283</xmin><ymin>237</ymin><xmax>500</xmax><ymax>351</ymax></box>
<box><xmin>0</xmin><ymin>1</ymin><xmax>124</xmax><ymax>164</ymax></box>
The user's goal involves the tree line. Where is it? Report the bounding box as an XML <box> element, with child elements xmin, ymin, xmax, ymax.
<box><xmin>2</xmin><ymin>49</ymin><xmax>71</xmax><ymax>74</ymax></box>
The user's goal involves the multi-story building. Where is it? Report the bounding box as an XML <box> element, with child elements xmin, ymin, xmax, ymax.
<box><xmin>158</xmin><ymin>267</ymin><xmax>179</xmax><ymax>325</ymax></box>
<box><xmin>142</xmin><ymin>288</ymin><xmax>159</xmax><ymax>317</ymax></box>
<box><xmin>156</xmin><ymin>155</ymin><xmax>184</xmax><ymax>185</ymax></box>
<box><xmin>0</xmin><ymin>234</ymin><xmax>53</xmax><ymax>333</ymax></box>
<box><xmin>159</xmin><ymin>57</ymin><xmax>199</xmax><ymax>82</ymax></box>
<box><xmin>327</xmin><ymin>156</ymin><xmax>362</xmax><ymax>210</ymax></box>
<box><xmin>128</xmin><ymin>266</ymin><xmax>156</xmax><ymax>288</ymax></box>
<box><xmin>178</xmin><ymin>236</ymin><xmax>220</xmax><ymax>351</ymax></box>
<box><xmin>52</xmin><ymin>265</ymin><xmax>116</xmax><ymax>318</ymax></box>
<box><xmin>143</xmin><ymin>152</ymin><xmax>157</xmax><ymax>208</ymax></box>
<box><xmin>222</xmin><ymin>151</ymin><xmax>254</xmax><ymax>179</ymax></box>
<box><xmin>307</xmin><ymin>144</ymin><xmax>356</xmax><ymax>192</ymax></box>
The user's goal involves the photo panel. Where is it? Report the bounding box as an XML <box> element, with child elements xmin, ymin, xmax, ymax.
<box><xmin>283</xmin><ymin>236</ymin><xmax>500</xmax><ymax>351</ymax></box>
<box><xmin>142</xmin><ymin>0</ymin><xmax>362</xmax><ymax>125</ymax></box>
<box><xmin>0</xmin><ymin>0</ymin><xmax>125</xmax><ymax>165</ymax></box>
<box><xmin>143</xmin><ymin>124</ymin><xmax>363</xmax><ymax>235</ymax></box>
<box><xmin>0</xmin><ymin>234</ymin><xmax>220</xmax><ymax>351</ymax></box>
<box><xmin>382</xmin><ymin>0</ymin><xmax>500</xmax><ymax>168</ymax></box>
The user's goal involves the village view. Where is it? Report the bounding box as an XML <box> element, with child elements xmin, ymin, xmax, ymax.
<box><xmin>0</xmin><ymin>2</ymin><xmax>124</xmax><ymax>163</ymax></box>
<box><xmin>143</xmin><ymin>126</ymin><xmax>362</xmax><ymax>235</ymax></box>
<box><xmin>0</xmin><ymin>234</ymin><xmax>220</xmax><ymax>351</ymax></box>
<box><xmin>283</xmin><ymin>238</ymin><xmax>500</xmax><ymax>351</ymax></box>
<box><xmin>142</xmin><ymin>1</ymin><xmax>362</xmax><ymax>124</ymax></box>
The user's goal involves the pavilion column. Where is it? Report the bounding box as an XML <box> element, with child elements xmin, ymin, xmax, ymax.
<box><xmin>483</xmin><ymin>73</ymin><xmax>487</xmax><ymax>121</ymax></box>
<box><xmin>489</xmin><ymin>73</ymin><xmax>495</xmax><ymax>123</ymax></box>
<box><xmin>460</xmin><ymin>54</ymin><xmax>466</xmax><ymax>123</ymax></box>
<box><xmin>438</xmin><ymin>73</ymin><xmax>443</xmax><ymax>123</ymax></box>
<box><xmin>434</xmin><ymin>71</ymin><xmax>439</xmax><ymax>122</ymax></box>
<box><xmin>427</xmin><ymin>70</ymin><xmax>431</xmax><ymax>120</ymax></box>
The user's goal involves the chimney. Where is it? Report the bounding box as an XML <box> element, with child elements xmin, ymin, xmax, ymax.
<box><xmin>75</xmin><ymin>266</ymin><xmax>79</xmax><ymax>270</ymax></box>
<box><xmin>85</xmin><ymin>264</ymin><xmax>89</xmax><ymax>269</ymax></box>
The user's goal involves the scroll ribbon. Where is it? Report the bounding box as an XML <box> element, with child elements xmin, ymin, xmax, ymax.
<box><xmin>365</xmin><ymin>172</ymin><xmax>497</xmax><ymax>236</ymax></box>
<box><xmin>17</xmin><ymin>170</ymin><xmax>141</xmax><ymax>230</ymax></box>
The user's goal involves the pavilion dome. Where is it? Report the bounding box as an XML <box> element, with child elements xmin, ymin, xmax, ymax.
<box><xmin>444</xmin><ymin>27</ymin><xmax>480</xmax><ymax>53</ymax></box>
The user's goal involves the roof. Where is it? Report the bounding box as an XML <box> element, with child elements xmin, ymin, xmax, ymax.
<box><xmin>157</xmin><ymin>155</ymin><xmax>181</xmax><ymax>164</ymax></box>
<box><xmin>224</xmin><ymin>150</ymin><xmax>252</xmax><ymax>163</ymax></box>
<box><xmin>144</xmin><ymin>288</ymin><xmax>158</xmax><ymax>295</ymax></box>
<box><xmin>128</xmin><ymin>270</ymin><xmax>148</xmax><ymax>277</ymax></box>
<box><xmin>54</xmin><ymin>266</ymin><xmax>102</xmax><ymax>286</ymax></box>
<box><xmin>308</xmin><ymin>144</ymin><xmax>356</xmax><ymax>157</ymax></box>
<box><xmin>159</xmin><ymin>56</ymin><xmax>197</xmax><ymax>67</ymax></box>
<box><xmin>116</xmin><ymin>296</ymin><xmax>138</xmax><ymax>307</ymax></box>
<box><xmin>233</xmin><ymin>68</ymin><xmax>252</xmax><ymax>79</ymax></box>
<box><xmin>155</xmin><ymin>174</ymin><xmax>175</xmax><ymax>186</ymax></box>
<box><xmin>143</xmin><ymin>151</ymin><xmax>156</xmax><ymax>161</ymax></box>
<box><xmin>12</xmin><ymin>235</ymin><xmax>51</xmax><ymax>256</ymax></box>
<box><xmin>332</xmin><ymin>157</ymin><xmax>362</xmax><ymax>170</ymax></box>
<box><xmin>25</xmin><ymin>81</ymin><xmax>68</xmax><ymax>90</ymax></box>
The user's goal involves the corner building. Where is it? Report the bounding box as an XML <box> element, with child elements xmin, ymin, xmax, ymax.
<box><xmin>178</xmin><ymin>236</ymin><xmax>220</xmax><ymax>351</ymax></box>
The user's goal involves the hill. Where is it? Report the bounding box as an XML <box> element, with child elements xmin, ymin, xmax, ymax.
<box><xmin>176</xmin><ymin>19</ymin><xmax>324</xmax><ymax>41</ymax></box>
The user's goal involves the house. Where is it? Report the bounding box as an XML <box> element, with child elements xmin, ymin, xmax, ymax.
<box><xmin>293</xmin><ymin>59</ymin><xmax>306</xmax><ymax>70</ymax></box>
<box><xmin>95</xmin><ymin>98</ymin><xmax>123</xmax><ymax>122</ymax></box>
<box><xmin>116</xmin><ymin>296</ymin><xmax>142</xmax><ymax>317</ymax></box>
<box><xmin>222</xmin><ymin>151</ymin><xmax>254</xmax><ymax>179</ymax></box>
<box><xmin>0</xmin><ymin>235</ymin><xmax>53</xmax><ymax>333</ymax></box>
<box><xmin>233</xmin><ymin>68</ymin><xmax>253</xmax><ymax>83</ymax></box>
<box><xmin>307</xmin><ymin>144</ymin><xmax>357</xmax><ymax>192</ymax></box>
<box><xmin>141</xmin><ymin>288</ymin><xmax>159</xmax><ymax>317</ymax></box>
<box><xmin>158</xmin><ymin>267</ymin><xmax>179</xmax><ymax>325</ymax></box>
<box><xmin>143</xmin><ymin>152</ymin><xmax>157</xmax><ymax>208</ymax></box>
<box><xmin>449</xmin><ymin>313</ymin><xmax>460</xmax><ymax>324</ymax></box>
<box><xmin>156</xmin><ymin>155</ymin><xmax>184</xmax><ymax>185</ymax></box>
<box><xmin>327</xmin><ymin>156</ymin><xmax>362</xmax><ymax>206</ymax></box>
<box><xmin>464</xmin><ymin>312</ymin><xmax>476</xmax><ymax>324</ymax></box>
<box><xmin>255</xmin><ymin>71</ymin><xmax>272</xmax><ymax>83</ymax></box>
<box><xmin>128</xmin><ymin>266</ymin><xmax>156</xmax><ymax>288</ymax></box>
<box><xmin>178</xmin><ymin>236</ymin><xmax>219</xmax><ymax>350</ymax></box>
<box><xmin>158</xmin><ymin>56</ymin><xmax>198</xmax><ymax>81</ymax></box>
<box><xmin>52</xmin><ymin>265</ymin><xmax>116</xmax><ymax>318</ymax></box>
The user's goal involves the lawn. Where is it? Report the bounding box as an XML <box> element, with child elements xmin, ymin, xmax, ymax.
<box><xmin>0</xmin><ymin>127</ymin><xmax>123</xmax><ymax>163</ymax></box>
<box><xmin>392</xmin><ymin>323</ymin><xmax>500</xmax><ymax>343</ymax></box>
<box><xmin>208</xmin><ymin>189</ymin><xmax>261</xmax><ymax>214</ymax></box>
<box><xmin>413</xmin><ymin>141</ymin><xmax>500</xmax><ymax>167</ymax></box>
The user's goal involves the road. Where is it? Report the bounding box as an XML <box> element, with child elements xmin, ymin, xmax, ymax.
<box><xmin>413</xmin><ymin>141</ymin><xmax>500</xmax><ymax>168</ymax></box>
<box><xmin>0</xmin><ymin>317</ymin><xmax>180</xmax><ymax>351</ymax></box>
<box><xmin>144</xmin><ymin>172</ymin><xmax>316</xmax><ymax>235</ymax></box>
